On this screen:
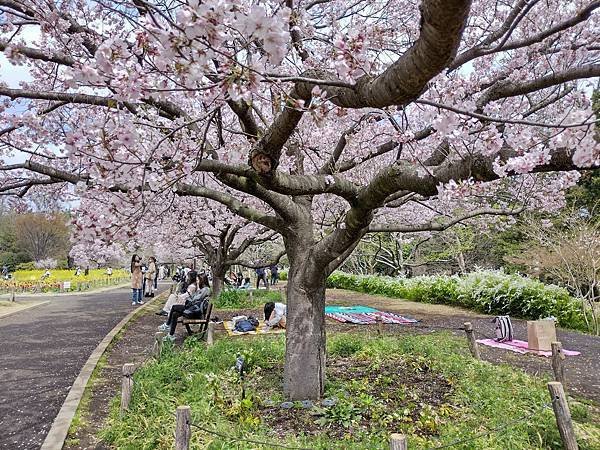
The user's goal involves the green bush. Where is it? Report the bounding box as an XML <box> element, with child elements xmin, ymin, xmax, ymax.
<box><xmin>15</xmin><ymin>261</ymin><xmax>36</xmax><ymax>271</ymax></box>
<box><xmin>279</xmin><ymin>270</ymin><xmax>288</xmax><ymax>281</ymax></box>
<box><xmin>327</xmin><ymin>271</ymin><xmax>589</xmax><ymax>332</ymax></box>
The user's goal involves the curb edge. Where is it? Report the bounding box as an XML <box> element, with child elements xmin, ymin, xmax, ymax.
<box><xmin>40</xmin><ymin>291</ymin><xmax>166</xmax><ymax>450</ymax></box>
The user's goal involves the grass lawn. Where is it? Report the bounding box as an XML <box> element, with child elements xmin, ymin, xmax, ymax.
<box><xmin>100</xmin><ymin>331</ymin><xmax>599</xmax><ymax>449</ymax></box>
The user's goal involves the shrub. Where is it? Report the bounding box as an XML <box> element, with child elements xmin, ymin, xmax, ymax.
<box><xmin>327</xmin><ymin>270</ymin><xmax>589</xmax><ymax>333</ymax></box>
<box><xmin>15</xmin><ymin>261</ymin><xmax>36</xmax><ymax>271</ymax></box>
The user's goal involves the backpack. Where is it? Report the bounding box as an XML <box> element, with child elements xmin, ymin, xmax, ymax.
<box><xmin>183</xmin><ymin>298</ymin><xmax>209</xmax><ymax>319</ymax></box>
<box><xmin>493</xmin><ymin>316</ymin><xmax>514</xmax><ymax>342</ymax></box>
<box><xmin>234</xmin><ymin>316</ymin><xmax>259</xmax><ymax>332</ymax></box>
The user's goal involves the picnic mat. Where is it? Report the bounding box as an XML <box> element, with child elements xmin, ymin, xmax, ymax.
<box><xmin>325</xmin><ymin>305</ymin><xmax>379</xmax><ymax>314</ymax></box>
<box><xmin>325</xmin><ymin>306</ymin><xmax>418</xmax><ymax>325</ymax></box>
<box><xmin>476</xmin><ymin>339</ymin><xmax>581</xmax><ymax>357</ymax></box>
<box><xmin>223</xmin><ymin>320</ymin><xmax>286</xmax><ymax>336</ymax></box>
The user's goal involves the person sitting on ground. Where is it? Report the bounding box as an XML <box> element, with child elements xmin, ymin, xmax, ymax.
<box><xmin>237</xmin><ymin>277</ymin><xmax>251</xmax><ymax>290</ymax></box>
<box><xmin>159</xmin><ymin>274</ymin><xmax>211</xmax><ymax>341</ymax></box>
<box><xmin>225</xmin><ymin>271</ymin><xmax>238</xmax><ymax>287</ymax></box>
<box><xmin>263</xmin><ymin>301</ymin><xmax>286</xmax><ymax>330</ymax></box>
<box><xmin>156</xmin><ymin>270</ymin><xmax>197</xmax><ymax>316</ymax></box>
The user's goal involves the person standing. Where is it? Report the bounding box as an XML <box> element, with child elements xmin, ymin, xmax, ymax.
<box><xmin>255</xmin><ymin>266</ymin><xmax>268</xmax><ymax>289</ymax></box>
<box><xmin>269</xmin><ymin>264</ymin><xmax>279</xmax><ymax>286</ymax></box>
<box><xmin>130</xmin><ymin>254</ymin><xmax>144</xmax><ymax>306</ymax></box>
<box><xmin>145</xmin><ymin>256</ymin><xmax>157</xmax><ymax>297</ymax></box>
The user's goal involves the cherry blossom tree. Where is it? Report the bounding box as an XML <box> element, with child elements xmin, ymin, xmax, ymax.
<box><xmin>69</xmin><ymin>189</ymin><xmax>283</xmax><ymax>297</ymax></box>
<box><xmin>0</xmin><ymin>0</ymin><xmax>599</xmax><ymax>399</ymax></box>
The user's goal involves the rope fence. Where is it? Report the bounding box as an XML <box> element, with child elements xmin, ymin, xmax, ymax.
<box><xmin>170</xmin><ymin>392</ymin><xmax>572</xmax><ymax>450</ymax></box>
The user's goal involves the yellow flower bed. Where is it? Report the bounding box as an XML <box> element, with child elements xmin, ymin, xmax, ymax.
<box><xmin>1</xmin><ymin>269</ymin><xmax>130</xmax><ymax>294</ymax></box>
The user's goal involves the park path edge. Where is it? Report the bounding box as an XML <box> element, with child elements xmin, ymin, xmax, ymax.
<box><xmin>40</xmin><ymin>291</ymin><xmax>166</xmax><ymax>450</ymax></box>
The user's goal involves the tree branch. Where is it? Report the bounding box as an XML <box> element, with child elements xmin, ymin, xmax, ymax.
<box><xmin>368</xmin><ymin>207</ymin><xmax>524</xmax><ymax>232</ymax></box>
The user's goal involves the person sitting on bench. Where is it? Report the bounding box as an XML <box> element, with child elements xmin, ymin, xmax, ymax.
<box><xmin>263</xmin><ymin>301</ymin><xmax>286</xmax><ymax>330</ymax></box>
<box><xmin>159</xmin><ymin>274</ymin><xmax>211</xmax><ymax>341</ymax></box>
<box><xmin>156</xmin><ymin>270</ymin><xmax>197</xmax><ymax>316</ymax></box>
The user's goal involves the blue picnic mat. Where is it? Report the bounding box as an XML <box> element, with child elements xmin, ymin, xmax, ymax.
<box><xmin>325</xmin><ymin>305</ymin><xmax>379</xmax><ymax>314</ymax></box>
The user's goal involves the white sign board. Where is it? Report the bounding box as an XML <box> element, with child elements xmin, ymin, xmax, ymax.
<box><xmin>63</xmin><ymin>281</ymin><xmax>71</xmax><ymax>290</ymax></box>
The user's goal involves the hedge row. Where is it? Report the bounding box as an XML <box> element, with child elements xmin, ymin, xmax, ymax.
<box><xmin>325</xmin><ymin>271</ymin><xmax>587</xmax><ymax>332</ymax></box>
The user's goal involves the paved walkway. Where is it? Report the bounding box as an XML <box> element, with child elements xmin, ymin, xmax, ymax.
<box><xmin>0</xmin><ymin>285</ymin><xmax>167</xmax><ymax>450</ymax></box>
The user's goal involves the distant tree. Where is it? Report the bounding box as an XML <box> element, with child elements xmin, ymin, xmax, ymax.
<box><xmin>0</xmin><ymin>214</ymin><xmax>28</xmax><ymax>269</ymax></box>
<box><xmin>509</xmin><ymin>208</ymin><xmax>600</xmax><ymax>335</ymax></box>
<box><xmin>13</xmin><ymin>213</ymin><xmax>70</xmax><ymax>262</ymax></box>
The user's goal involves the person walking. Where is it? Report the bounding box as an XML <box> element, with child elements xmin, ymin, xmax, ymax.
<box><xmin>130</xmin><ymin>254</ymin><xmax>144</xmax><ymax>306</ymax></box>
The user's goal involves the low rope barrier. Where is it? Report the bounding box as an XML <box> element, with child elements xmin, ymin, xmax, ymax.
<box><xmin>426</xmin><ymin>397</ymin><xmax>558</xmax><ymax>449</ymax></box>
<box><xmin>170</xmin><ymin>412</ymin><xmax>312</xmax><ymax>450</ymax></box>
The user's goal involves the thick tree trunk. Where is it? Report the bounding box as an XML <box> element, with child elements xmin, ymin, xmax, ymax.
<box><xmin>211</xmin><ymin>266</ymin><xmax>225</xmax><ymax>300</ymax></box>
<box><xmin>283</xmin><ymin>249</ymin><xmax>327</xmax><ymax>400</ymax></box>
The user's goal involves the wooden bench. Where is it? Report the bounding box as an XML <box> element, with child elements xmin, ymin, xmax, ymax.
<box><xmin>178</xmin><ymin>302</ymin><xmax>213</xmax><ymax>337</ymax></box>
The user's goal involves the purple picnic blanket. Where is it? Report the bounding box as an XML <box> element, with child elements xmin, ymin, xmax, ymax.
<box><xmin>326</xmin><ymin>311</ymin><xmax>418</xmax><ymax>325</ymax></box>
<box><xmin>476</xmin><ymin>339</ymin><xmax>580</xmax><ymax>357</ymax></box>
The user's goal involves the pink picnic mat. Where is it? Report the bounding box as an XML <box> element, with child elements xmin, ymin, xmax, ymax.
<box><xmin>476</xmin><ymin>339</ymin><xmax>580</xmax><ymax>357</ymax></box>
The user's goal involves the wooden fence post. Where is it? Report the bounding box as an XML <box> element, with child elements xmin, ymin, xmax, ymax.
<box><xmin>548</xmin><ymin>382</ymin><xmax>578</xmax><ymax>450</ymax></box>
<box><xmin>376</xmin><ymin>316</ymin><xmax>384</xmax><ymax>336</ymax></box>
<box><xmin>175</xmin><ymin>405</ymin><xmax>191</xmax><ymax>450</ymax></box>
<box><xmin>390</xmin><ymin>433</ymin><xmax>407</xmax><ymax>450</ymax></box>
<box><xmin>154</xmin><ymin>332</ymin><xmax>165</xmax><ymax>358</ymax></box>
<box><xmin>10</xmin><ymin>286</ymin><xmax>15</xmax><ymax>302</ymax></box>
<box><xmin>551</xmin><ymin>342</ymin><xmax>566</xmax><ymax>389</ymax></box>
<box><xmin>120</xmin><ymin>363</ymin><xmax>135</xmax><ymax>415</ymax></box>
<box><xmin>206</xmin><ymin>322</ymin><xmax>215</xmax><ymax>346</ymax></box>
<box><xmin>463</xmin><ymin>322</ymin><xmax>481</xmax><ymax>360</ymax></box>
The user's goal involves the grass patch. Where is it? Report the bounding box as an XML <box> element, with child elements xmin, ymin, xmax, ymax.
<box><xmin>214</xmin><ymin>289</ymin><xmax>283</xmax><ymax>310</ymax></box>
<box><xmin>100</xmin><ymin>332</ymin><xmax>599</xmax><ymax>449</ymax></box>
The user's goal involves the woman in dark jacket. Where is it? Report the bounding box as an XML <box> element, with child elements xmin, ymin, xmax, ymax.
<box><xmin>159</xmin><ymin>274</ymin><xmax>210</xmax><ymax>341</ymax></box>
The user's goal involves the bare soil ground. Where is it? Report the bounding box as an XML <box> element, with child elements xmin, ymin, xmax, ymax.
<box><xmin>258</xmin><ymin>356</ymin><xmax>453</xmax><ymax>439</ymax></box>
